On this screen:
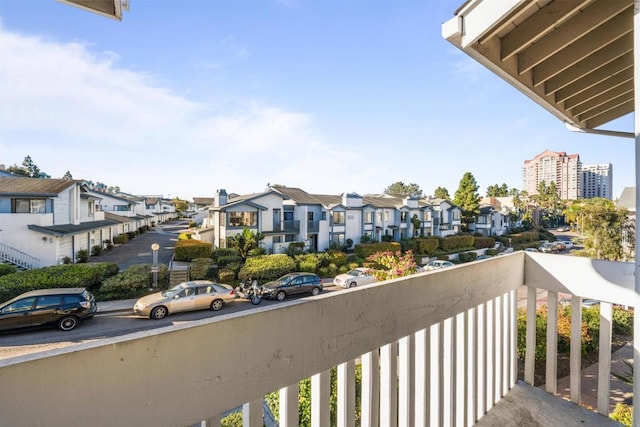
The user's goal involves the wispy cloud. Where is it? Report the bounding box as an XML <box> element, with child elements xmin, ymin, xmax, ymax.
<box><xmin>0</xmin><ymin>28</ymin><xmax>370</xmax><ymax>198</ymax></box>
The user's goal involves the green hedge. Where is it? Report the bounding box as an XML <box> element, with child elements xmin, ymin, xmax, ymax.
<box><xmin>508</xmin><ymin>231</ymin><xmax>539</xmax><ymax>244</ymax></box>
<box><xmin>354</xmin><ymin>242</ymin><xmax>401</xmax><ymax>258</ymax></box>
<box><xmin>0</xmin><ymin>264</ymin><xmax>17</xmax><ymax>277</ymax></box>
<box><xmin>458</xmin><ymin>251</ymin><xmax>478</xmax><ymax>263</ymax></box>
<box><xmin>474</xmin><ymin>237</ymin><xmax>495</xmax><ymax>249</ymax></box>
<box><xmin>213</xmin><ymin>248</ymin><xmax>242</xmax><ymax>268</ymax></box>
<box><xmin>238</xmin><ymin>254</ymin><xmax>296</xmax><ymax>283</ymax></box>
<box><xmin>190</xmin><ymin>258</ymin><xmax>217</xmax><ymax>280</ymax></box>
<box><xmin>174</xmin><ymin>239</ymin><xmax>212</xmax><ymax>261</ymax></box>
<box><xmin>0</xmin><ymin>263</ymin><xmax>120</xmax><ymax>303</ymax></box>
<box><xmin>96</xmin><ymin>264</ymin><xmax>168</xmax><ymax>300</ymax></box>
<box><xmin>441</xmin><ymin>235</ymin><xmax>474</xmax><ymax>251</ymax></box>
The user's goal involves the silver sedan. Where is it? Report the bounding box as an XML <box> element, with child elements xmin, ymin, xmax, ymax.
<box><xmin>134</xmin><ymin>280</ymin><xmax>236</xmax><ymax>319</ymax></box>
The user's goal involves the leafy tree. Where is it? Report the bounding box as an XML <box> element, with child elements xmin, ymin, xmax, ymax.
<box><xmin>63</xmin><ymin>171</ymin><xmax>73</xmax><ymax>180</ymax></box>
<box><xmin>228</xmin><ymin>226</ymin><xmax>265</xmax><ymax>261</ymax></box>
<box><xmin>486</xmin><ymin>183</ymin><xmax>509</xmax><ymax>197</ymax></box>
<box><xmin>453</xmin><ymin>172</ymin><xmax>480</xmax><ymax>230</ymax></box>
<box><xmin>172</xmin><ymin>197</ymin><xmax>189</xmax><ymax>212</ymax></box>
<box><xmin>433</xmin><ymin>186</ymin><xmax>450</xmax><ymax>200</ymax></box>
<box><xmin>384</xmin><ymin>181</ymin><xmax>423</xmax><ymax>198</ymax></box>
<box><xmin>411</xmin><ymin>214</ymin><xmax>421</xmax><ymax>237</ymax></box>
<box><xmin>107</xmin><ymin>186</ymin><xmax>121</xmax><ymax>194</ymax></box>
<box><xmin>577</xmin><ymin>198</ymin><xmax>634</xmax><ymax>261</ymax></box>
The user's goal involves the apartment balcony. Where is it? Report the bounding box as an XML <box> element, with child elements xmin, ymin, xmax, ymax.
<box><xmin>271</xmin><ymin>220</ymin><xmax>300</xmax><ymax>233</ymax></box>
<box><xmin>1</xmin><ymin>252</ymin><xmax>631</xmax><ymax>426</ymax></box>
<box><xmin>307</xmin><ymin>220</ymin><xmax>320</xmax><ymax>233</ymax></box>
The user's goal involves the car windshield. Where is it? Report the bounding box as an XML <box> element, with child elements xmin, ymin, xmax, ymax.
<box><xmin>274</xmin><ymin>275</ymin><xmax>294</xmax><ymax>285</ymax></box>
<box><xmin>162</xmin><ymin>284</ymin><xmax>186</xmax><ymax>298</ymax></box>
<box><xmin>347</xmin><ymin>270</ymin><xmax>361</xmax><ymax>277</ymax></box>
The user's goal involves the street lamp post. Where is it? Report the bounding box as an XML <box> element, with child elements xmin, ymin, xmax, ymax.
<box><xmin>151</xmin><ymin>243</ymin><xmax>159</xmax><ymax>288</ymax></box>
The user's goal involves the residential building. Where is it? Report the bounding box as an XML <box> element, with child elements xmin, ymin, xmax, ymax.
<box><xmin>204</xmin><ymin>186</ymin><xmax>468</xmax><ymax>254</ymax></box>
<box><xmin>523</xmin><ymin>150</ymin><xmax>581</xmax><ymax>200</ymax></box>
<box><xmin>582</xmin><ymin>163</ymin><xmax>613</xmax><ymax>200</ymax></box>
<box><xmin>0</xmin><ymin>177</ymin><xmax>172</xmax><ymax>268</ymax></box>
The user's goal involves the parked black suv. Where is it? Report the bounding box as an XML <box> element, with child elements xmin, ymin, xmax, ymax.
<box><xmin>0</xmin><ymin>288</ymin><xmax>97</xmax><ymax>332</ymax></box>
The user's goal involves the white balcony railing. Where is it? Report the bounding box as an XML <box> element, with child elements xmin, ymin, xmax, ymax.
<box><xmin>0</xmin><ymin>252</ymin><xmax>633</xmax><ymax>426</ymax></box>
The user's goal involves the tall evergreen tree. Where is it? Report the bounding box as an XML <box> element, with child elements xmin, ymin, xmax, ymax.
<box><xmin>433</xmin><ymin>186</ymin><xmax>450</xmax><ymax>200</ymax></box>
<box><xmin>63</xmin><ymin>171</ymin><xmax>73</xmax><ymax>180</ymax></box>
<box><xmin>453</xmin><ymin>172</ymin><xmax>480</xmax><ymax>230</ymax></box>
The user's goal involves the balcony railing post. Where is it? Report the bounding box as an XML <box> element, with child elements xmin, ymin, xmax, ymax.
<box><xmin>242</xmin><ymin>398</ymin><xmax>263</xmax><ymax>427</ymax></box>
<box><xmin>380</xmin><ymin>342</ymin><xmax>398</xmax><ymax>427</ymax></box>
<box><xmin>545</xmin><ymin>291</ymin><xmax>558</xmax><ymax>395</ymax></box>
<box><xmin>279</xmin><ymin>384</ymin><xmax>299</xmax><ymax>427</ymax></box>
<box><xmin>570</xmin><ymin>296</ymin><xmax>582</xmax><ymax>404</ymax></box>
<box><xmin>337</xmin><ymin>360</ymin><xmax>355</xmax><ymax>427</ymax></box>
<box><xmin>597</xmin><ymin>302</ymin><xmax>613</xmax><ymax>415</ymax></box>
<box><xmin>311</xmin><ymin>370</ymin><xmax>330</xmax><ymax>427</ymax></box>
<box><xmin>524</xmin><ymin>287</ymin><xmax>537</xmax><ymax>385</ymax></box>
<box><xmin>398</xmin><ymin>335</ymin><xmax>415</xmax><ymax>426</ymax></box>
<box><xmin>360</xmin><ymin>351</ymin><xmax>379</xmax><ymax>427</ymax></box>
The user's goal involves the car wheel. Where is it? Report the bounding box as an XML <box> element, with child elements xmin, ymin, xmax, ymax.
<box><xmin>311</xmin><ymin>287</ymin><xmax>321</xmax><ymax>296</ymax></box>
<box><xmin>250</xmin><ymin>295</ymin><xmax>262</xmax><ymax>305</ymax></box>
<box><xmin>58</xmin><ymin>315</ymin><xmax>79</xmax><ymax>331</ymax></box>
<box><xmin>276</xmin><ymin>291</ymin><xmax>286</xmax><ymax>301</ymax></box>
<box><xmin>210</xmin><ymin>299</ymin><xmax>224</xmax><ymax>311</ymax></box>
<box><xmin>349</xmin><ymin>282</ymin><xmax>357</xmax><ymax>288</ymax></box>
<box><xmin>150</xmin><ymin>306</ymin><xmax>168</xmax><ymax>320</ymax></box>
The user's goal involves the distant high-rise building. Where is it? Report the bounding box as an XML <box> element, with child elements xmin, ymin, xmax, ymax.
<box><xmin>523</xmin><ymin>150</ymin><xmax>581</xmax><ymax>200</ymax></box>
<box><xmin>581</xmin><ymin>163</ymin><xmax>613</xmax><ymax>200</ymax></box>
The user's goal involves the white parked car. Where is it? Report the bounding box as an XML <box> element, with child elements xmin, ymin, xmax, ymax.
<box><xmin>334</xmin><ymin>268</ymin><xmax>377</xmax><ymax>288</ymax></box>
<box><xmin>425</xmin><ymin>260</ymin><xmax>454</xmax><ymax>271</ymax></box>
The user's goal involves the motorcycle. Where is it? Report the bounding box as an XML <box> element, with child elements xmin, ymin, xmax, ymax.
<box><xmin>236</xmin><ymin>280</ymin><xmax>262</xmax><ymax>305</ymax></box>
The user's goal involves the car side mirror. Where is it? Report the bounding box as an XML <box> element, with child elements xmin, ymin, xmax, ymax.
<box><xmin>174</xmin><ymin>294</ymin><xmax>181</xmax><ymax>299</ymax></box>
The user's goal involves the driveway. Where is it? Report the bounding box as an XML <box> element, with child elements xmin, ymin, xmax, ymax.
<box><xmin>89</xmin><ymin>220</ymin><xmax>189</xmax><ymax>270</ymax></box>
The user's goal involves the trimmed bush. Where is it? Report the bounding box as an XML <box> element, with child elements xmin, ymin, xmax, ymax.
<box><xmin>113</xmin><ymin>234</ymin><xmax>129</xmax><ymax>244</ymax></box>
<box><xmin>218</xmin><ymin>268</ymin><xmax>235</xmax><ymax>283</ymax></box>
<box><xmin>213</xmin><ymin>248</ymin><xmax>242</xmax><ymax>268</ymax></box>
<box><xmin>0</xmin><ymin>264</ymin><xmax>18</xmax><ymax>277</ymax></box>
<box><xmin>238</xmin><ymin>254</ymin><xmax>296</xmax><ymax>282</ymax></box>
<box><xmin>0</xmin><ymin>263</ymin><xmax>119</xmax><ymax>302</ymax></box>
<box><xmin>178</xmin><ymin>232</ymin><xmax>193</xmax><ymax>240</ymax></box>
<box><xmin>610</xmin><ymin>403</ymin><xmax>632</xmax><ymax>426</ymax></box>
<box><xmin>96</xmin><ymin>264</ymin><xmax>168</xmax><ymax>300</ymax></box>
<box><xmin>457</xmin><ymin>251</ymin><xmax>478</xmax><ymax>263</ymax></box>
<box><xmin>190</xmin><ymin>258</ymin><xmax>217</xmax><ymax>280</ymax></box>
<box><xmin>174</xmin><ymin>239</ymin><xmax>212</xmax><ymax>261</ymax></box>
<box><xmin>354</xmin><ymin>242</ymin><xmax>402</xmax><ymax>259</ymax></box>
<box><xmin>418</xmin><ymin>238</ymin><xmax>440</xmax><ymax>256</ymax></box>
<box><xmin>91</xmin><ymin>245</ymin><xmax>103</xmax><ymax>256</ymax></box>
<box><xmin>474</xmin><ymin>237</ymin><xmax>495</xmax><ymax>249</ymax></box>
<box><xmin>441</xmin><ymin>235</ymin><xmax>474</xmax><ymax>252</ymax></box>
<box><xmin>613</xmin><ymin>306</ymin><xmax>633</xmax><ymax>335</ymax></box>
<box><xmin>76</xmin><ymin>249</ymin><xmax>89</xmax><ymax>263</ymax></box>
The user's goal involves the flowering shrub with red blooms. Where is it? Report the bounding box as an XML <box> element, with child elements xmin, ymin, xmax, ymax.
<box><xmin>366</xmin><ymin>250</ymin><xmax>419</xmax><ymax>281</ymax></box>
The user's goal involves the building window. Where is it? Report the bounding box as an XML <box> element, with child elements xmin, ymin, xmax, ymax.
<box><xmin>453</xmin><ymin>210</ymin><xmax>461</xmax><ymax>220</ymax></box>
<box><xmin>400</xmin><ymin>211</ymin><xmax>407</xmax><ymax>221</ymax></box>
<box><xmin>228</xmin><ymin>211</ymin><xmax>258</xmax><ymax>227</ymax></box>
<box><xmin>331</xmin><ymin>233</ymin><xmax>344</xmax><ymax>245</ymax></box>
<box><xmin>284</xmin><ymin>211</ymin><xmax>294</xmax><ymax>221</ymax></box>
<box><xmin>114</xmin><ymin>205</ymin><xmax>129</xmax><ymax>212</ymax></box>
<box><xmin>332</xmin><ymin>211</ymin><xmax>345</xmax><ymax>225</ymax></box>
<box><xmin>307</xmin><ymin>212</ymin><xmax>314</xmax><ymax>221</ymax></box>
<box><xmin>377</xmin><ymin>212</ymin><xmax>382</xmax><ymax>222</ymax></box>
<box><xmin>321</xmin><ymin>211</ymin><xmax>327</xmax><ymax>221</ymax></box>
<box><xmin>364</xmin><ymin>211</ymin><xmax>373</xmax><ymax>223</ymax></box>
<box><xmin>12</xmin><ymin>199</ymin><xmax>46</xmax><ymax>214</ymax></box>
<box><xmin>384</xmin><ymin>211</ymin><xmax>389</xmax><ymax>222</ymax></box>
<box><xmin>88</xmin><ymin>201</ymin><xmax>95</xmax><ymax>214</ymax></box>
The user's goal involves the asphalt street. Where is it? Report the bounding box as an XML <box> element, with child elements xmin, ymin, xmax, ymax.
<box><xmin>89</xmin><ymin>219</ymin><xmax>189</xmax><ymax>270</ymax></box>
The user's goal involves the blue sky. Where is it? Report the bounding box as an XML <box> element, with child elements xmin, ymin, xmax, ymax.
<box><xmin>0</xmin><ymin>1</ymin><xmax>634</xmax><ymax>200</ymax></box>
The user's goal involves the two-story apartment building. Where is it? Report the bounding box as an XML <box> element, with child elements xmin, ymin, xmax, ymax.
<box><xmin>205</xmin><ymin>186</ymin><xmax>470</xmax><ymax>255</ymax></box>
<box><xmin>0</xmin><ymin>177</ymin><xmax>171</xmax><ymax>268</ymax></box>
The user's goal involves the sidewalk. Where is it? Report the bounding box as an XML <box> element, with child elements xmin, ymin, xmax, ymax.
<box><xmin>96</xmin><ymin>298</ymin><xmax>136</xmax><ymax>315</ymax></box>
<box><xmin>555</xmin><ymin>342</ymin><xmax>633</xmax><ymax>413</ymax></box>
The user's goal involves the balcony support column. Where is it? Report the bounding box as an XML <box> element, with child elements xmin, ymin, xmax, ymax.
<box><xmin>634</xmin><ymin>3</ymin><xmax>640</xmax><ymax>427</ymax></box>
